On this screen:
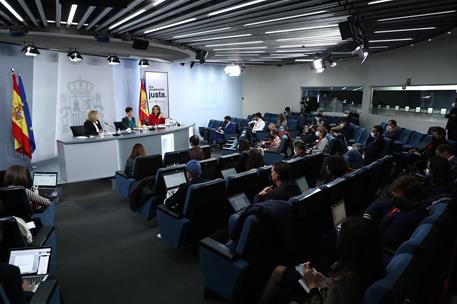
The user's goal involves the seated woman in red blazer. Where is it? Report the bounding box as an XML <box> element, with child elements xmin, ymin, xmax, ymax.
<box><xmin>148</xmin><ymin>105</ymin><xmax>166</xmax><ymax>125</ymax></box>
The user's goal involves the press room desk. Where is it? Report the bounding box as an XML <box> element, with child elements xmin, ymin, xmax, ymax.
<box><xmin>57</xmin><ymin>124</ymin><xmax>194</xmax><ymax>183</ymax></box>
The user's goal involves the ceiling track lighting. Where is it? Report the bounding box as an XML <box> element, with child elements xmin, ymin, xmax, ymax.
<box><xmin>67</xmin><ymin>50</ymin><xmax>83</xmax><ymax>62</ymax></box>
<box><xmin>107</xmin><ymin>55</ymin><xmax>120</xmax><ymax>65</ymax></box>
<box><xmin>138</xmin><ymin>59</ymin><xmax>149</xmax><ymax>68</ymax></box>
<box><xmin>22</xmin><ymin>44</ymin><xmax>40</xmax><ymax>56</ymax></box>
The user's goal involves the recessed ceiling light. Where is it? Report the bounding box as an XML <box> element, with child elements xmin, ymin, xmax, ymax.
<box><xmin>369</xmin><ymin>38</ymin><xmax>413</xmax><ymax>42</ymax></box>
<box><xmin>215</xmin><ymin>54</ymin><xmax>259</xmax><ymax>57</ymax></box>
<box><xmin>0</xmin><ymin>0</ymin><xmax>24</xmax><ymax>22</ymax></box>
<box><xmin>368</xmin><ymin>0</ymin><xmax>394</xmax><ymax>5</ymax></box>
<box><xmin>265</xmin><ymin>24</ymin><xmax>339</xmax><ymax>34</ymax></box>
<box><xmin>374</xmin><ymin>27</ymin><xmax>436</xmax><ymax>33</ymax></box>
<box><xmin>370</xmin><ymin>46</ymin><xmax>389</xmax><ymax>49</ymax></box>
<box><xmin>276</xmin><ymin>33</ymin><xmax>341</xmax><ymax>42</ymax></box>
<box><xmin>378</xmin><ymin>10</ymin><xmax>456</xmax><ymax>22</ymax></box>
<box><xmin>190</xmin><ymin>34</ymin><xmax>252</xmax><ymax>42</ymax></box>
<box><xmin>278</xmin><ymin>42</ymin><xmax>338</xmax><ymax>48</ymax></box>
<box><xmin>173</xmin><ymin>27</ymin><xmax>232</xmax><ymax>39</ymax></box>
<box><xmin>244</xmin><ymin>11</ymin><xmax>327</xmax><ymax>27</ymax></box>
<box><xmin>213</xmin><ymin>46</ymin><xmax>268</xmax><ymax>51</ymax></box>
<box><xmin>109</xmin><ymin>9</ymin><xmax>146</xmax><ymax>30</ymax></box>
<box><xmin>295</xmin><ymin>59</ymin><xmax>314</xmax><ymax>62</ymax></box>
<box><xmin>208</xmin><ymin>0</ymin><xmax>266</xmax><ymax>16</ymax></box>
<box><xmin>428</xmin><ymin>38</ymin><xmax>432</xmax><ymax>42</ymax></box>
<box><xmin>216</xmin><ymin>51</ymin><xmax>266</xmax><ymax>54</ymax></box>
<box><xmin>206</xmin><ymin>41</ymin><xmax>263</xmax><ymax>47</ymax></box>
<box><xmin>275</xmin><ymin>49</ymin><xmax>323</xmax><ymax>53</ymax></box>
<box><xmin>67</xmin><ymin>4</ymin><xmax>78</xmax><ymax>26</ymax></box>
<box><xmin>144</xmin><ymin>18</ymin><xmax>197</xmax><ymax>34</ymax></box>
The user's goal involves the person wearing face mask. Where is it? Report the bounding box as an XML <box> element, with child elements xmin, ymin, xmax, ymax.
<box><xmin>311</xmin><ymin>126</ymin><xmax>329</xmax><ymax>153</ymax></box>
<box><xmin>393</xmin><ymin>127</ymin><xmax>448</xmax><ymax>177</ymax></box>
<box><xmin>363</xmin><ymin>176</ymin><xmax>427</xmax><ymax>251</ymax></box>
<box><xmin>445</xmin><ymin>97</ymin><xmax>457</xmax><ymax>141</ymax></box>
<box><xmin>313</xmin><ymin>111</ymin><xmax>324</xmax><ymax>126</ymax></box>
<box><xmin>385</xmin><ymin>120</ymin><xmax>399</xmax><ymax>140</ymax></box>
<box><xmin>293</xmin><ymin>140</ymin><xmax>307</xmax><ymax>158</ymax></box>
<box><xmin>344</xmin><ymin>125</ymin><xmax>385</xmax><ymax>169</ymax></box>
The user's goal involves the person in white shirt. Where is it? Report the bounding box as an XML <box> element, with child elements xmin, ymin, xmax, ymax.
<box><xmin>249</xmin><ymin>112</ymin><xmax>266</xmax><ymax>133</ymax></box>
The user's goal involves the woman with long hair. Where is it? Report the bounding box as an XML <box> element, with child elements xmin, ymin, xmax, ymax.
<box><xmin>258</xmin><ymin>216</ymin><xmax>385</xmax><ymax>304</ymax></box>
<box><xmin>124</xmin><ymin>144</ymin><xmax>146</xmax><ymax>176</ymax></box>
<box><xmin>148</xmin><ymin>105</ymin><xmax>166</xmax><ymax>125</ymax></box>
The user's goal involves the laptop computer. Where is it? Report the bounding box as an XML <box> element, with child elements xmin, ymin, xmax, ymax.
<box><xmin>8</xmin><ymin>247</ymin><xmax>52</xmax><ymax>292</ymax></box>
<box><xmin>221</xmin><ymin>168</ymin><xmax>237</xmax><ymax>179</ymax></box>
<box><xmin>331</xmin><ymin>199</ymin><xmax>347</xmax><ymax>231</ymax></box>
<box><xmin>32</xmin><ymin>172</ymin><xmax>58</xmax><ymax>198</ymax></box>
<box><xmin>296</xmin><ymin>176</ymin><xmax>309</xmax><ymax>193</ymax></box>
<box><xmin>163</xmin><ymin>171</ymin><xmax>187</xmax><ymax>199</ymax></box>
<box><xmin>228</xmin><ymin>193</ymin><xmax>251</xmax><ymax>212</ymax></box>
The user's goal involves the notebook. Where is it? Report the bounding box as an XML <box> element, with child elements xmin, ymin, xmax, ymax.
<box><xmin>32</xmin><ymin>172</ymin><xmax>58</xmax><ymax>197</ymax></box>
<box><xmin>8</xmin><ymin>247</ymin><xmax>52</xmax><ymax>292</ymax></box>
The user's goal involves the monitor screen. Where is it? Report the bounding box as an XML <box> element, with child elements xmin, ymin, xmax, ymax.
<box><xmin>331</xmin><ymin>200</ymin><xmax>347</xmax><ymax>227</ymax></box>
<box><xmin>163</xmin><ymin>171</ymin><xmax>187</xmax><ymax>189</ymax></box>
<box><xmin>33</xmin><ymin>173</ymin><xmax>58</xmax><ymax>187</ymax></box>
<box><xmin>228</xmin><ymin>193</ymin><xmax>250</xmax><ymax>212</ymax></box>
<box><xmin>221</xmin><ymin>168</ymin><xmax>237</xmax><ymax>179</ymax></box>
<box><xmin>9</xmin><ymin>247</ymin><xmax>51</xmax><ymax>275</ymax></box>
<box><xmin>296</xmin><ymin>177</ymin><xmax>309</xmax><ymax>193</ymax></box>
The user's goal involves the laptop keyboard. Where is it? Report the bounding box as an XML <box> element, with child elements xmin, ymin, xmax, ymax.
<box><xmin>23</xmin><ymin>274</ymin><xmax>48</xmax><ymax>285</ymax></box>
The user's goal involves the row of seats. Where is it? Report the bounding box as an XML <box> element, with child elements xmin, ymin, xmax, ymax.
<box><xmin>0</xmin><ymin>186</ymin><xmax>61</xmax><ymax>303</ymax></box>
<box><xmin>198</xmin><ymin>155</ymin><xmax>394</xmax><ymax>302</ymax></box>
<box><xmin>114</xmin><ymin>145</ymin><xmax>210</xmax><ymax>198</ymax></box>
<box><xmin>364</xmin><ymin>200</ymin><xmax>457</xmax><ymax>304</ymax></box>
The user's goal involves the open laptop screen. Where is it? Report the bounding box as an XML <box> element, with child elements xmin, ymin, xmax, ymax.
<box><xmin>221</xmin><ymin>168</ymin><xmax>237</xmax><ymax>179</ymax></box>
<box><xmin>296</xmin><ymin>176</ymin><xmax>309</xmax><ymax>193</ymax></box>
<box><xmin>8</xmin><ymin>247</ymin><xmax>51</xmax><ymax>275</ymax></box>
<box><xmin>163</xmin><ymin>171</ymin><xmax>187</xmax><ymax>190</ymax></box>
<box><xmin>331</xmin><ymin>200</ymin><xmax>347</xmax><ymax>228</ymax></box>
<box><xmin>228</xmin><ymin>193</ymin><xmax>250</xmax><ymax>212</ymax></box>
<box><xmin>33</xmin><ymin>172</ymin><xmax>58</xmax><ymax>188</ymax></box>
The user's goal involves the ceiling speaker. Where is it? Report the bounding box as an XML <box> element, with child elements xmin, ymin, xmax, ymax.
<box><xmin>132</xmin><ymin>39</ymin><xmax>149</xmax><ymax>50</ymax></box>
<box><xmin>338</xmin><ymin>21</ymin><xmax>354</xmax><ymax>41</ymax></box>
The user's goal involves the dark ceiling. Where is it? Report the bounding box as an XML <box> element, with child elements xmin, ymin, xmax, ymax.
<box><xmin>0</xmin><ymin>0</ymin><xmax>455</xmax><ymax>64</ymax></box>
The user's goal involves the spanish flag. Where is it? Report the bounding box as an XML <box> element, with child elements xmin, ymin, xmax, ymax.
<box><xmin>11</xmin><ymin>72</ymin><xmax>33</xmax><ymax>158</ymax></box>
<box><xmin>138</xmin><ymin>78</ymin><xmax>149</xmax><ymax>126</ymax></box>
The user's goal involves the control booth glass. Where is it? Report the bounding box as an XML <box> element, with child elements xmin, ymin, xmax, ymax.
<box><xmin>301</xmin><ymin>86</ymin><xmax>363</xmax><ymax>113</ymax></box>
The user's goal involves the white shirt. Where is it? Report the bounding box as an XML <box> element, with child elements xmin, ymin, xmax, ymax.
<box><xmin>252</xmin><ymin>119</ymin><xmax>265</xmax><ymax>133</ymax></box>
<box><xmin>93</xmin><ymin>122</ymin><xmax>100</xmax><ymax>133</ymax></box>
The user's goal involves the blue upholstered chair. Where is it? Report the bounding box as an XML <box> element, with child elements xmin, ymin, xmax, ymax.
<box><xmin>115</xmin><ymin>154</ymin><xmax>163</xmax><ymax>198</ymax></box>
<box><xmin>135</xmin><ymin>165</ymin><xmax>186</xmax><ymax>220</ymax></box>
<box><xmin>341</xmin><ymin>168</ymin><xmax>371</xmax><ymax>215</ymax></box>
<box><xmin>287</xmin><ymin>119</ymin><xmax>299</xmax><ymax>131</ymax></box>
<box><xmin>199</xmin><ymin>158</ymin><xmax>218</xmax><ymax>179</ymax></box>
<box><xmin>401</xmin><ymin>131</ymin><xmax>427</xmax><ymax>150</ymax></box>
<box><xmin>218</xmin><ymin>153</ymin><xmax>242</xmax><ymax>174</ymax></box>
<box><xmin>156</xmin><ymin>179</ymin><xmax>228</xmax><ymax>248</ymax></box>
<box><xmin>225</xmin><ymin>169</ymin><xmax>258</xmax><ymax>201</ymax></box>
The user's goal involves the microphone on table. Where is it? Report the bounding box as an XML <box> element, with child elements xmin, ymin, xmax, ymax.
<box><xmin>104</xmin><ymin>122</ymin><xmax>121</xmax><ymax>136</ymax></box>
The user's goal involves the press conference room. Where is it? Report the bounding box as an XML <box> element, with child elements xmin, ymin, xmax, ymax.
<box><xmin>0</xmin><ymin>0</ymin><xmax>457</xmax><ymax>303</ymax></box>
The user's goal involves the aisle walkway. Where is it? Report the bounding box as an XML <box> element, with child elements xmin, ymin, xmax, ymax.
<box><xmin>55</xmin><ymin>179</ymin><xmax>217</xmax><ymax>304</ymax></box>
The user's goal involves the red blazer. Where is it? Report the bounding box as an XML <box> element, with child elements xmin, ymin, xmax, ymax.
<box><xmin>148</xmin><ymin>114</ymin><xmax>165</xmax><ymax>125</ymax></box>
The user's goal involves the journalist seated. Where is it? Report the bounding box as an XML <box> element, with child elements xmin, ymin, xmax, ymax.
<box><xmin>163</xmin><ymin>160</ymin><xmax>207</xmax><ymax>215</ymax></box>
<box><xmin>363</xmin><ymin>175</ymin><xmax>427</xmax><ymax>251</ymax></box>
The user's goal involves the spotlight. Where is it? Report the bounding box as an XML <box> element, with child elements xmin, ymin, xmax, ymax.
<box><xmin>107</xmin><ymin>55</ymin><xmax>120</xmax><ymax>65</ymax></box>
<box><xmin>138</xmin><ymin>59</ymin><xmax>149</xmax><ymax>68</ymax></box>
<box><xmin>22</xmin><ymin>45</ymin><xmax>40</xmax><ymax>56</ymax></box>
<box><xmin>195</xmin><ymin>50</ymin><xmax>208</xmax><ymax>64</ymax></box>
<box><xmin>311</xmin><ymin>58</ymin><xmax>325</xmax><ymax>73</ymax></box>
<box><xmin>224</xmin><ymin>64</ymin><xmax>241</xmax><ymax>77</ymax></box>
<box><xmin>328</xmin><ymin>59</ymin><xmax>337</xmax><ymax>67</ymax></box>
<box><xmin>67</xmin><ymin>50</ymin><xmax>83</xmax><ymax>62</ymax></box>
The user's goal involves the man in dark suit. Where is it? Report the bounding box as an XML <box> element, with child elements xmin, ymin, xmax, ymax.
<box><xmin>121</xmin><ymin>106</ymin><xmax>136</xmax><ymax>129</ymax></box>
<box><xmin>253</xmin><ymin>162</ymin><xmax>301</xmax><ymax>203</ymax></box>
<box><xmin>445</xmin><ymin>98</ymin><xmax>457</xmax><ymax>141</ymax></box>
<box><xmin>436</xmin><ymin>144</ymin><xmax>457</xmax><ymax>181</ymax></box>
<box><xmin>210</xmin><ymin>116</ymin><xmax>237</xmax><ymax>145</ymax></box>
<box><xmin>363</xmin><ymin>176</ymin><xmax>427</xmax><ymax>251</ymax></box>
<box><xmin>362</xmin><ymin>125</ymin><xmax>385</xmax><ymax>165</ymax></box>
<box><xmin>164</xmin><ymin>160</ymin><xmax>207</xmax><ymax>214</ymax></box>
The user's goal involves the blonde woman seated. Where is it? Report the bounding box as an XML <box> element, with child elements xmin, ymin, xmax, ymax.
<box><xmin>311</xmin><ymin>126</ymin><xmax>328</xmax><ymax>154</ymax></box>
<box><xmin>84</xmin><ymin>110</ymin><xmax>105</xmax><ymax>136</ymax></box>
<box><xmin>4</xmin><ymin>165</ymin><xmax>52</xmax><ymax>209</ymax></box>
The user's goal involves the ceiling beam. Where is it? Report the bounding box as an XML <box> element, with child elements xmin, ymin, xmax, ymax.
<box><xmin>0</xmin><ymin>9</ymin><xmax>17</xmax><ymax>25</ymax></box>
<box><xmin>77</xmin><ymin>6</ymin><xmax>96</xmax><ymax>30</ymax></box>
<box><xmin>86</xmin><ymin>7</ymin><xmax>114</xmax><ymax>31</ymax></box>
<box><xmin>55</xmin><ymin>0</ymin><xmax>61</xmax><ymax>28</ymax></box>
<box><xmin>96</xmin><ymin>0</ymin><xmax>145</xmax><ymax>31</ymax></box>
<box><xmin>16</xmin><ymin>0</ymin><xmax>36</xmax><ymax>26</ymax></box>
<box><xmin>34</xmin><ymin>0</ymin><xmax>47</xmax><ymax>27</ymax></box>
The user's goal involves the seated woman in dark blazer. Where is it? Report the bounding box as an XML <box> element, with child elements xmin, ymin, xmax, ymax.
<box><xmin>84</xmin><ymin>110</ymin><xmax>104</xmax><ymax>136</ymax></box>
